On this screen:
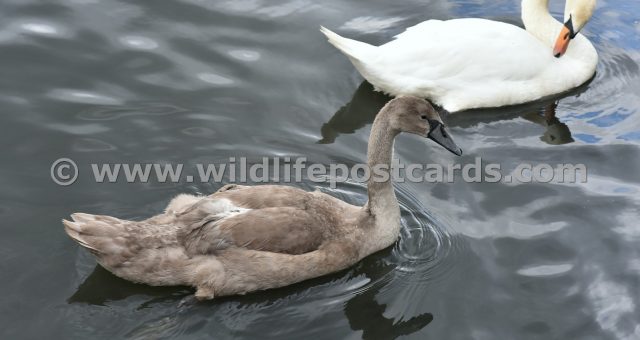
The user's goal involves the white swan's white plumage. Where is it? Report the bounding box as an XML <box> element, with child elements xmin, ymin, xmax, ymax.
<box><xmin>321</xmin><ymin>0</ymin><xmax>598</xmax><ymax>112</ymax></box>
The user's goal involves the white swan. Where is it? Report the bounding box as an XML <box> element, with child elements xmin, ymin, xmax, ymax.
<box><xmin>321</xmin><ymin>0</ymin><xmax>598</xmax><ymax>112</ymax></box>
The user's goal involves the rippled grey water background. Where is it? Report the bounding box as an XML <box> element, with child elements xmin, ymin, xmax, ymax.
<box><xmin>0</xmin><ymin>0</ymin><xmax>639</xmax><ymax>339</ymax></box>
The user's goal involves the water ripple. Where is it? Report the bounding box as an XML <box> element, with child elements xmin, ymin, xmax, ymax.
<box><xmin>340</xmin><ymin>16</ymin><xmax>406</xmax><ymax>33</ymax></box>
<box><xmin>197</xmin><ymin>72</ymin><xmax>235</xmax><ymax>85</ymax></box>
<box><xmin>72</xmin><ymin>138</ymin><xmax>117</xmax><ymax>152</ymax></box>
<box><xmin>389</xmin><ymin>185</ymin><xmax>467</xmax><ymax>284</ymax></box>
<box><xmin>517</xmin><ymin>263</ymin><xmax>574</xmax><ymax>277</ymax></box>
<box><xmin>119</xmin><ymin>35</ymin><xmax>159</xmax><ymax>50</ymax></box>
<box><xmin>77</xmin><ymin>103</ymin><xmax>187</xmax><ymax>121</ymax></box>
<box><xmin>229</xmin><ymin>49</ymin><xmax>261</xmax><ymax>62</ymax></box>
<box><xmin>47</xmin><ymin>89</ymin><xmax>123</xmax><ymax>105</ymax></box>
<box><xmin>315</xmin><ymin>182</ymin><xmax>465</xmax><ymax>289</ymax></box>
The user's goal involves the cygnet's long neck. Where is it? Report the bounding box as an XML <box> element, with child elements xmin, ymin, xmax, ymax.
<box><xmin>522</xmin><ymin>0</ymin><xmax>561</xmax><ymax>47</ymax></box>
<box><xmin>365</xmin><ymin>106</ymin><xmax>400</xmax><ymax>221</ymax></box>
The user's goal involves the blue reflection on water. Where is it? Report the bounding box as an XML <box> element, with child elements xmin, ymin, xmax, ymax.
<box><xmin>618</xmin><ymin>131</ymin><xmax>640</xmax><ymax>141</ymax></box>
<box><xmin>587</xmin><ymin>110</ymin><xmax>633</xmax><ymax>127</ymax></box>
<box><xmin>567</xmin><ymin>111</ymin><xmax>602</xmax><ymax>119</ymax></box>
<box><xmin>573</xmin><ymin>133</ymin><xmax>601</xmax><ymax>144</ymax></box>
<box><xmin>613</xmin><ymin>187</ymin><xmax>636</xmax><ymax>194</ymax></box>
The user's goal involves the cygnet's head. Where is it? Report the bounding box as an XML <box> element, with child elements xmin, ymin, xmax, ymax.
<box><xmin>383</xmin><ymin>96</ymin><xmax>462</xmax><ymax>156</ymax></box>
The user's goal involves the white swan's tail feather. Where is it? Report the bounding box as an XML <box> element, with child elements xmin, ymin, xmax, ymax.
<box><xmin>320</xmin><ymin>26</ymin><xmax>376</xmax><ymax>61</ymax></box>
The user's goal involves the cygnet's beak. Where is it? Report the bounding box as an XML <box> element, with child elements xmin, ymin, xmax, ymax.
<box><xmin>427</xmin><ymin>120</ymin><xmax>462</xmax><ymax>156</ymax></box>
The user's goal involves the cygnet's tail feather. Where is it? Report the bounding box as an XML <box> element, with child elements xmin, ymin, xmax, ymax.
<box><xmin>63</xmin><ymin>213</ymin><xmax>129</xmax><ymax>257</ymax></box>
<box><xmin>320</xmin><ymin>26</ymin><xmax>376</xmax><ymax>61</ymax></box>
<box><xmin>63</xmin><ymin>219</ymin><xmax>102</xmax><ymax>254</ymax></box>
<box><xmin>63</xmin><ymin>212</ymin><xmax>194</xmax><ymax>287</ymax></box>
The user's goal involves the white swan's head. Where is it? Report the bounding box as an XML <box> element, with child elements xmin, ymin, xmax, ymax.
<box><xmin>554</xmin><ymin>0</ymin><xmax>597</xmax><ymax>57</ymax></box>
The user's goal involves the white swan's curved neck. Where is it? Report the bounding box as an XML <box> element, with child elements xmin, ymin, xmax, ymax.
<box><xmin>522</xmin><ymin>0</ymin><xmax>561</xmax><ymax>47</ymax></box>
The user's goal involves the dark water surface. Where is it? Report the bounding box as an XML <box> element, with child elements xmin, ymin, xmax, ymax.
<box><xmin>1</xmin><ymin>0</ymin><xmax>639</xmax><ymax>339</ymax></box>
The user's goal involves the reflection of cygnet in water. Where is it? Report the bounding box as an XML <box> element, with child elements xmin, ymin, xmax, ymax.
<box><xmin>345</xmin><ymin>282</ymin><xmax>434</xmax><ymax>339</ymax></box>
<box><xmin>318</xmin><ymin>81</ymin><xmax>390</xmax><ymax>144</ymax></box>
<box><xmin>522</xmin><ymin>103</ymin><xmax>574</xmax><ymax>145</ymax></box>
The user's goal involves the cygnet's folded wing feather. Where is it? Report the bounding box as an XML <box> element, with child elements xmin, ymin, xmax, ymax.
<box><xmin>178</xmin><ymin>206</ymin><xmax>325</xmax><ymax>256</ymax></box>
<box><xmin>175</xmin><ymin>185</ymin><xmax>337</xmax><ymax>256</ymax></box>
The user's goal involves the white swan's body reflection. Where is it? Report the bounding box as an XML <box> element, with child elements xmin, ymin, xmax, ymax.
<box><xmin>320</xmin><ymin>81</ymin><xmax>589</xmax><ymax>146</ymax></box>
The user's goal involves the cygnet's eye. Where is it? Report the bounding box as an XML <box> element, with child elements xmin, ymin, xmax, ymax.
<box><xmin>420</xmin><ymin>115</ymin><xmax>428</xmax><ymax>120</ymax></box>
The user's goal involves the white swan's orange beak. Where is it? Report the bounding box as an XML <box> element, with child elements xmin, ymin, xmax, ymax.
<box><xmin>553</xmin><ymin>25</ymin><xmax>572</xmax><ymax>58</ymax></box>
